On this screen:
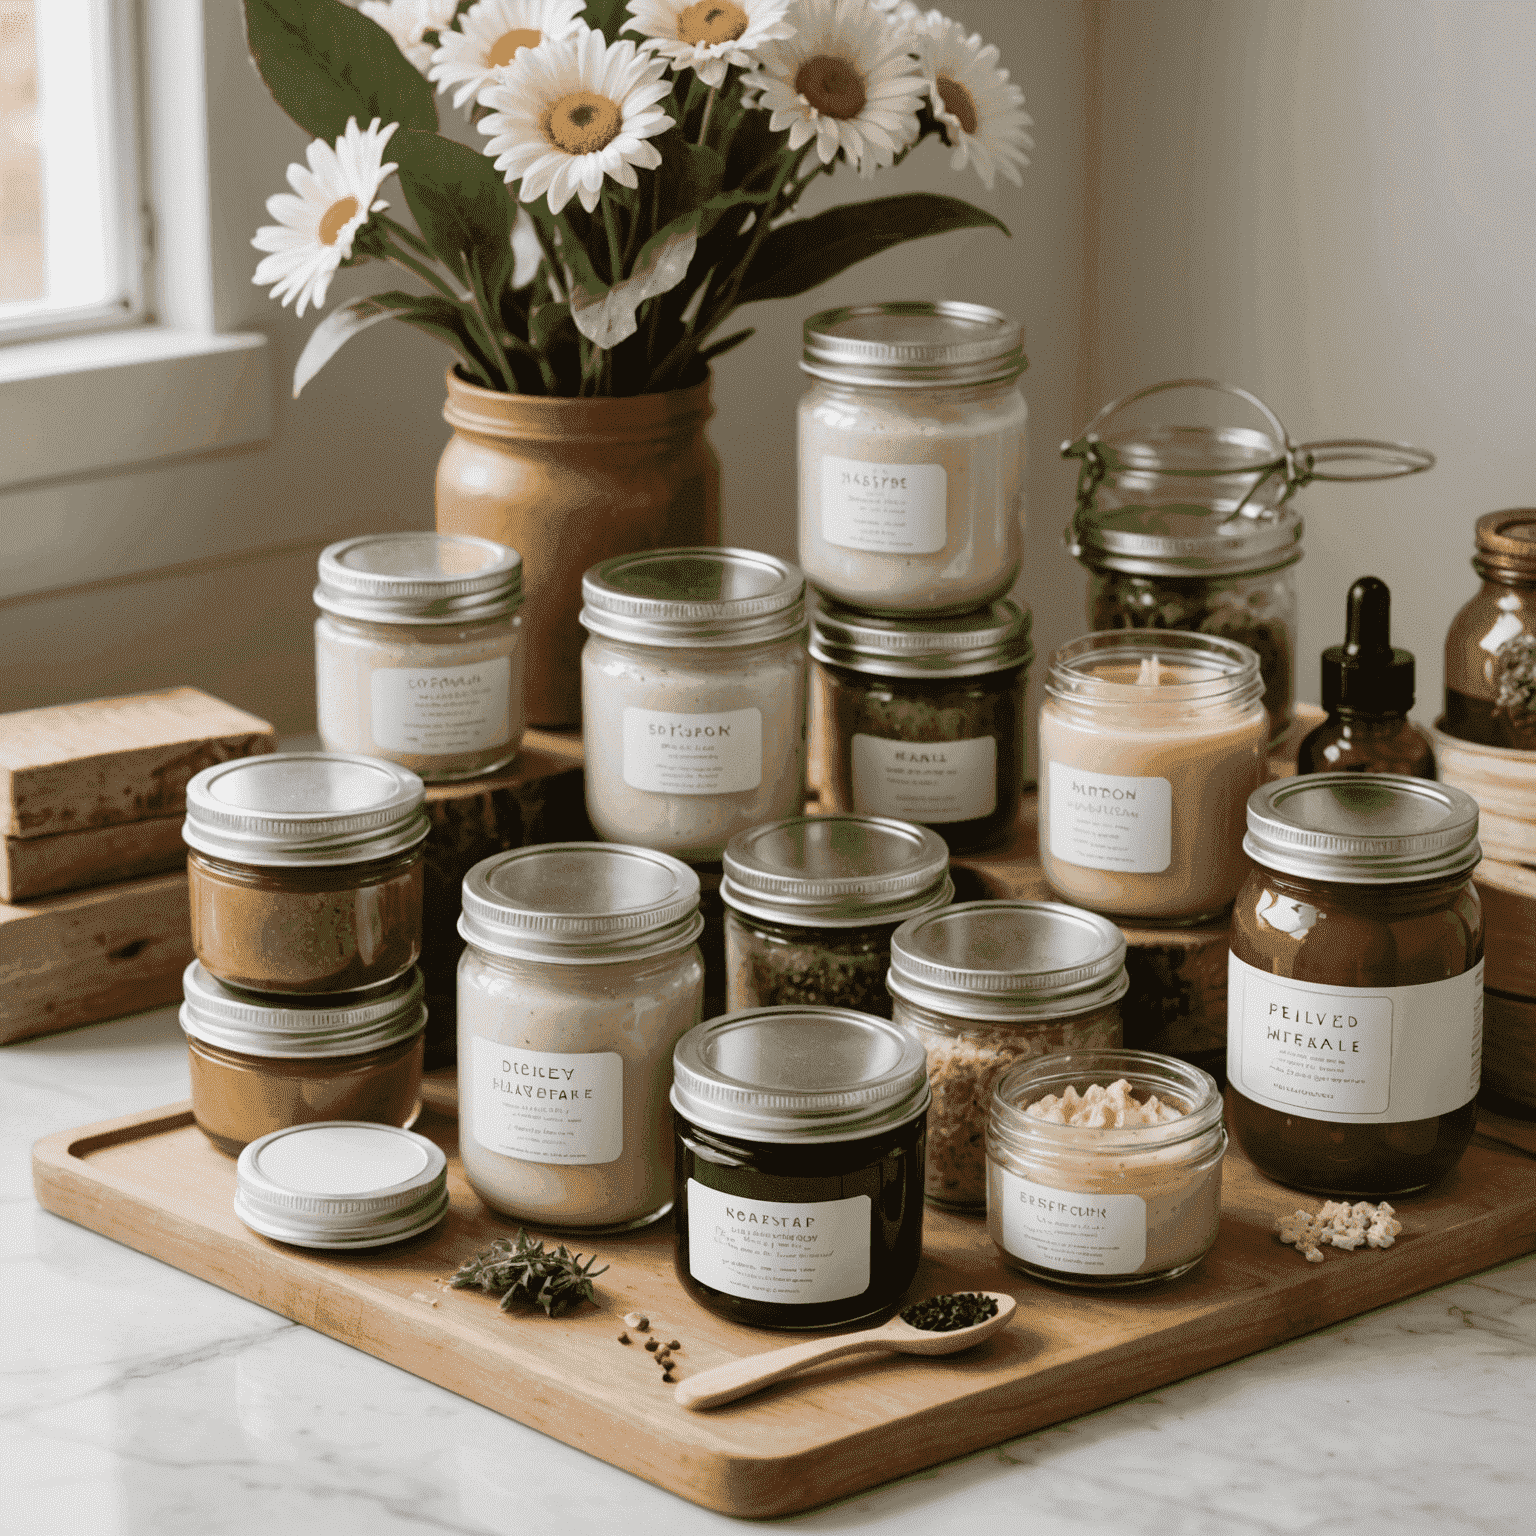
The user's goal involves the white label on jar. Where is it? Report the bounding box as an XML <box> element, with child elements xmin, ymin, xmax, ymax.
<box><xmin>470</xmin><ymin>1039</ymin><xmax>623</xmax><ymax>1164</ymax></box>
<box><xmin>686</xmin><ymin>1181</ymin><xmax>870</xmax><ymax>1305</ymax></box>
<box><xmin>1227</xmin><ymin>952</ymin><xmax>1483</xmax><ymax>1123</ymax></box>
<box><xmin>820</xmin><ymin>455</ymin><xmax>947</xmax><ymax>554</ymax></box>
<box><xmin>622</xmin><ymin>706</ymin><xmax>762</xmax><ymax>795</ymax></box>
<box><xmin>370</xmin><ymin>656</ymin><xmax>511</xmax><ymax>755</ymax></box>
<box><xmin>851</xmin><ymin>733</ymin><xmax>996</xmax><ymax>824</ymax></box>
<box><xmin>998</xmin><ymin>1169</ymin><xmax>1147</xmax><ymax>1275</ymax></box>
<box><xmin>1047</xmin><ymin>761</ymin><xmax>1172</xmax><ymax>874</ymax></box>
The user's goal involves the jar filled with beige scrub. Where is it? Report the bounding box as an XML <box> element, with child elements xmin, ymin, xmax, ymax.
<box><xmin>314</xmin><ymin>532</ymin><xmax>523</xmax><ymax>782</ymax></box>
<box><xmin>183</xmin><ymin>753</ymin><xmax>428</xmax><ymax>994</ymax></box>
<box><xmin>579</xmin><ymin>548</ymin><xmax>808</xmax><ymax>862</ymax></box>
<box><xmin>180</xmin><ymin>960</ymin><xmax>426</xmax><ymax>1154</ymax></box>
<box><xmin>457</xmin><ymin>842</ymin><xmax>705</xmax><ymax>1232</ymax></box>
<box><xmin>798</xmin><ymin>301</ymin><xmax>1026</xmax><ymax>614</ymax></box>
<box><xmin>987</xmin><ymin>1049</ymin><xmax>1226</xmax><ymax>1287</ymax></box>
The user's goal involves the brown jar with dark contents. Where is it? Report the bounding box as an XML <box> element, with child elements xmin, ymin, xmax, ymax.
<box><xmin>180</xmin><ymin>961</ymin><xmax>426</xmax><ymax>1154</ymax></box>
<box><xmin>184</xmin><ymin>752</ymin><xmax>428</xmax><ymax>993</ymax></box>
<box><xmin>1227</xmin><ymin>774</ymin><xmax>1483</xmax><ymax>1197</ymax></box>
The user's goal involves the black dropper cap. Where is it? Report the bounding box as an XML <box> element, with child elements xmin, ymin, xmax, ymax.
<box><xmin>1321</xmin><ymin>576</ymin><xmax>1415</xmax><ymax>714</ymax></box>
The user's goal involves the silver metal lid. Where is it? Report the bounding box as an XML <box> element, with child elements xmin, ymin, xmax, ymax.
<box><xmin>1045</xmin><ymin>629</ymin><xmax>1265</xmax><ymax>713</ymax></box>
<box><xmin>459</xmin><ymin>842</ymin><xmax>704</xmax><ymax>963</ymax></box>
<box><xmin>183</xmin><ymin>753</ymin><xmax>428</xmax><ymax>867</ymax></box>
<box><xmin>1244</xmin><ymin>774</ymin><xmax>1481</xmax><ymax>885</ymax></box>
<box><xmin>722</xmin><ymin>815</ymin><xmax>953</xmax><ymax>929</ymax></box>
<box><xmin>801</xmin><ymin>301</ymin><xmax>1025</xmax><ymax>390</ymax></box>
<box><xmin>888</xmin><ymin>900</ymin><xmax>1129</xmax><ymax>1021</ymax></box>
<box><xmin>234</xmin><ymin>1122</ymin><xmax>448</xmax><ymax>1249</ymax></box>
<box><xmin>671</xmin><ymin>1006</ymin><xmax>930</xmax><ymax>1144</ymax></box>
<box><xmin>180</xmin><ymin>961</ymin><xmax>426</xmax><ymax>1059</ymax></box>
<box><xmin>580</xmin><ymin>547</ymin><xmax>805</xmax><ymax>649</ymax></box>
<box><xmin>315</xmin><ymin>533</ymin><xmax>523</xmax><ymax>624</ymax></box>
<box><xmin>810</xmin><ymin>599</ymin><xmax>1034</xmax><ymax>679</ymax></box>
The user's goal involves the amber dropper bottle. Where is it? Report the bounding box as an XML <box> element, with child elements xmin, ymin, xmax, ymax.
<box><xmin>1297</xmin><ymin>576</ymin><xmax>1435</xmax><ymax>777</ymax></box>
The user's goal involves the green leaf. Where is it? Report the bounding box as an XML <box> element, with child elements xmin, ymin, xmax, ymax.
<box><xmin>293</xmin><ymin>289</ymin><xmax>490</xmax><ymax>395</ymax></box>
<box><xmin>582</xmin><ymin>0</ymin><xmax>629</xmax><ymax>37</ymax></box>
<box><xmin>699</xmin><ymin>327</ymin><xmax>754</xmax><ymax>363</ymax></box>
<box><xmin>529</xmin><ymin>301</ymin><xmax>576</xmax><ymax>353</ymax></box>
<box><xmin>392</xmin><ymin>129</ymin><xmax>515</xmax><ymax>294</ymax></box>
<box><xmin>736</xmin><ymin>194</ymin><xmax>1010</xmax><ymax>306</ymax></box>
<box><xmin>244</xmin><ymin>0</ymin><xmax>436</xmax><ymax>145</ymax></box>
<box><xmin>655</xmin><ymin>136</ymin><xmax>725</xmax><ymax>229</ymax></box>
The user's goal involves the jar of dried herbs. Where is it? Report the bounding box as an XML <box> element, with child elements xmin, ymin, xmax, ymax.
<box><xmin>809</xmin><ymin>598</ymin><xmax>1032</xmax><ymax>854</ymax></box>
<box><xmin>721</xmin><ymin>814</ymin><xmax>952</xmax><ymax>1017</ymax></box>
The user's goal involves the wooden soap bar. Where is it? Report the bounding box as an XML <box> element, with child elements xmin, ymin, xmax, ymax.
<box><xmin>1</xmin><ymin>813</ymin><xmax>187</xmax><ymax>902</ymax></box>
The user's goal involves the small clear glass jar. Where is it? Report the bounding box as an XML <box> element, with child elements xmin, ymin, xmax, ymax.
<box><xmin>809</xmin><ymin>599</ymin><xmax>1033</xmax><ymax>853</ymax></box>
<box><xmin>721</xmin><ymin>814</ymin><xmax>952</xmax><ymax>1017</ymax></box>
<box><xmin>797</xmin><ymin>301</ymin><xmax>1027</xmax><ymax>614</ymax></box>
<box><xmin>580</xmin><ymin>547</ymin><xmax>808</xmax><ymax>863</ymax></box>
<box><xmin>183</xmin><ymin>753</ymin><xmax>428</xmax><ymax>994</ymax></box>
<box><xmin>314</xmin><ymin>532</ymin><xmax>524</xmax><ymax>781</ymax></box>
<box><xmin>987</xmin><ymin>1049</ymin><xmax>1226</xmax><ymax>1287</ymax></box>
<box><xmin>457</xmin><ymin>842</ymin><xmax>705</xmax><ymax>1233</ymax></box>
<box><xmin>888</xmin><ymin>900</ymin><xmax>1127</xmax><ymax>1210</ymax></box>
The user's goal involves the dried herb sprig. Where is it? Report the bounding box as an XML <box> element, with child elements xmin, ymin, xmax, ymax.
<box><xmin>899</xmin><ymin>1292</ymin><xmax>999</xmax><ymax>1332</ymax></box>
<box><xmin>450</xmin><ymin>1231</ymin><xmax>607</xmax><ymax>1318</ymax></box>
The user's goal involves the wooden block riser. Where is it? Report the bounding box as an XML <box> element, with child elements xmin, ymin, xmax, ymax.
<box><xmin>2</xmin><ymin>813</ymin><xmax>186</xmax><ymax>902</ymax></box>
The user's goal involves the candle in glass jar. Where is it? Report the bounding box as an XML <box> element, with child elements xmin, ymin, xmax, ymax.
<box><xmin>1038</xmin><ymin>630</ymin><xmax>1267</xmax><ymax>924</ymax></box>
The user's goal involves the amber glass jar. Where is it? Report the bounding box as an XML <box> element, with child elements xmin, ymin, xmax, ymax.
<box><xmin>1228</xmin><ymin>775</ymin><xmax>1483</xmax><ymax>1197</ymax></box>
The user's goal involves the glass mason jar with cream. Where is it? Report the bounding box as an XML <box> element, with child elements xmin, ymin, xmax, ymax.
<box><xmin>1039</xmin><ymin>630</ymin><xmax>1268</xmax><ymax>925</ymax></box>
<box><xmin>798</xmin><ymin>301</ymin><xmax>1027</xmax><ymax>614</ymax></box>
<box><xmin>314</xmin><ymin>533</ymin><xmax>524</xmax><ymax>781</ymax></box>
<box><xmin>580</xmin><ymin>548</ymin><xmax>808</xmax><ymax>862</ymax></box>
<box><xmin>457</xmin><ymin>843</ymin><xmax>704</xmax><ymax>1232</ymax></box>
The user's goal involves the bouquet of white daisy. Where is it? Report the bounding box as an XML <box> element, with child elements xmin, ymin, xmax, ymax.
<box><xmin>246</xmin><ymin>0</ymin><xmax>1030</xmax><ymax>397</ymax></box>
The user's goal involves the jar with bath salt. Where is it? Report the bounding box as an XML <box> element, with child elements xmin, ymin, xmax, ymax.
<box><xmin>457</xmin><ymin>842</ymin><xmax>704</xmax><ymax>1232</ymax></box>
<box><xmin>888</xmin><ymin>900</ymin><xmax>1127</xmax><ymax>1210</ymax></box>
<box><xmin>721</xmin><ymin>814</ymin><xmax>952</xmax><ymax>1017</ymax></box>
<box><xmin>1039</xmin><ymin>630</ymin><xmax>1268</xmax><ymax>925</ymax></box>
<box><xmin>180</xmin><ymin>960</ymin><xmax>426</xmax><ymax>1154</ymax></box>
<box><xmin>183</xmin><ymin>753</ymin><xmax>428</xmax><ymax>994</ymax></box>
<box><xmin>798</xmin><ymin>301</ymin><xmax>1027</xmax><ymax>614</ymax></box>
<box><xmin>1228</xmin><ymin>774</ymin><xmax>1484</xmax><ymax>1198</ymax></box>
<box><xmin>672</xmin><ymin>1006</ymin><xmax>929</xmax><ymax>1330</ymax></box>
<box><xmin>580</xmin><ymin>548</ymin><xmax>808</xmax><ymax>862</ymax></box>
<box><xmin>809</xmin><ymin>598</ymin><xmax>1033</xmax><ymax>853</ymax></box>
<box><xmin>314</xmin><ymin>532</ymin><xmax>524</xmax><ymax>781</ymax></box>
<box><xmin>987</xmin><ymin>1049</ymin><xmax>1226</xmax><ymax>1288</ymax></box>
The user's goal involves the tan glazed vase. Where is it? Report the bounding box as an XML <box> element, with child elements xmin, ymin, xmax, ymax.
<box><xmin>435</xmin><ymin>370</ymin><xmax>720</xmax><ymax>727</ymax></box>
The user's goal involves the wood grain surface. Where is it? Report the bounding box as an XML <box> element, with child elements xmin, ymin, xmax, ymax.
<box><xmin>1</xmin><ymin>812</ymin><xmax>187</xmax><ymax>902</ymax></box>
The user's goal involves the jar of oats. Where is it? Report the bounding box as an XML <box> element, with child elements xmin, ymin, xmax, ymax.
<box><xmin>888</xmin><ymin>900</ymin><xmax>1126</xmax><ymax>1209</ymax></box>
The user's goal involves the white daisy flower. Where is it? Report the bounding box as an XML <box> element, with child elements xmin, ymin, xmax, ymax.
<box><xmin>745</xmin><ymin>0</ymin><xmax>926</xmax><ymax>175</ymax></box>
<box><xmin>359</xmin><ymin>0</ymin><xmax>460</xmax><ymax>74</ymax></box>
<box><xmin>623</xmin><ymin>0</ymin><xmax>795</xmax><ymax>89</ymax></box>
<box><xmin>252</xmin><ymin>117</ymin><xmax>399</xmax><ymax>318</ymax></box>
<box><xmin>429</xmin><ymin>0</ymin><xmax>588</xmax><ymax>110</ymax></box>
<box><xmin>478</xmin><ymin>29</ymin><xmax>674</xmax><ymax>214</ymax></box>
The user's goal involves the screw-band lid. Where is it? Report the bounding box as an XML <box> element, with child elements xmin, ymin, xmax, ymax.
<box><xmin>316</xmin><ymin>533</ymin><xmax>523</xmax><ymax>624</ymax></box>
<box><xmin>810</xmin><ymin>599</ymin><xmax>1033</xmax><ymax>679</ymax></box>
<box><xmin>802</xmin><ymin>301</ymin><xmax>1025</xmax><ymax>389</ymax></box>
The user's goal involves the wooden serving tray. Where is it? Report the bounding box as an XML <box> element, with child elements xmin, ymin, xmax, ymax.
<box><xmin>33</xmin><ymin>1102</ymin><xmax>1536</xmax><ymax>1518</ymax></box>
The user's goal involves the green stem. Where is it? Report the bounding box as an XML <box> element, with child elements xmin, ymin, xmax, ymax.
<box><xmin>379</xmin><ymin>213</ymin><xmax>435</xmax><ymax>261</ymax></box>
<box><xmin>466</xmin><ymin>250</ymin><xmax>518</xmax><ymax>393</ymax></box>
<box><xmin>696</xmin><ymin>87</ymin><xmax>717</xmax><ymax>146</ymax></box>
<box><xmin>527</xmin><ymin>210</ymin><xmax>565</xmax><ymax>299</ymax></box>
<box><xmin>382</xmin><ymin>240</ymin><xmax>467</xmax><ymax>306</ymax></box>
<box><xmin>601</xmin><ymin>196</ymin><xmax>624</xmax><ymax>284</ymax></box>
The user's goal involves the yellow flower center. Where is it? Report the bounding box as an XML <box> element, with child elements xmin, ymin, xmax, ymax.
<box><xmin>794</xmin><ymin>55</ymin><xmax>866</xmax><ymax>120</ymax></box>
<box><xmin>318</xmin><ymin>195</ymin><xmax>359</xmax><ymax>246</ymax></box>
<box><xmin>937</xmin><ymin>74</ymin><xmax>978</xmax><ymax>137</ymax></box>
<box><xmin>543</xmin><ymin>90</ymin><xmax>623</xmax><ymax>155</ymax></box>
<box><xmin>676</xmin><ymin>0</ymin><xmax>748</xmax><ymax>46</ymax></box>
<box><xmin>487</xmin><ymin>27</ymin><xmax>542</xmax><ymax>67</ymax></box>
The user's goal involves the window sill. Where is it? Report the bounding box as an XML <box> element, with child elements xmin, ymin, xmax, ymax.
<box><xmin>0</xmin><ymin>327</ymin><xmax>272</xmax><ymax>492</ymax></box>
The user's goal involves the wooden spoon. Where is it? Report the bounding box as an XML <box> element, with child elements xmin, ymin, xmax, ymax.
<box><xmin>674</xmin><ymin>1292</ymin><xmax>1018</xmax><ymax>1411</ymax></box>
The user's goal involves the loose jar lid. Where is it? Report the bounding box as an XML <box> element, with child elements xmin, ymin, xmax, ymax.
<box><xmin>1244</xmin><ymin>774</ymin><xmax>1481</xmax><ymax>885</ymax></box>
<box><xmin>722</xmin><ymin>815</ymin><xmax>953</xmax><ymax>929</ymax></box>
<box><xmin>809</xmin><ymin>599</ymin><xmax>1034</xmax><ymax>679</ymax></box>
<box><xmin>183</xmin><ymin>753</ymin><xmax>429</xmax><ymax>867</ymax></box>
<box><xmin>180</xmin><ymin>961</ymin><xmax>427</xmax><ymax>1059</ymax></box>
<box><xmin>234</xmin><ymin>1122</ymin><xmax>449</xmax><ymax>1249</ymax></box>
<box><xmin>315</xmin><ymin>533</ymin><xmax>523</xmax><ymax>624</ymax></box>
<box><xmin>888</xmin><ymin>900</ymin><xmax>1129</xmax><ymax>1021</ymax></box>
<box><xmin>801</xmin><ymin>301</ymin><xmax>1025</xmax><ymax>389</ymax></box>
<box><xmin>1472</xmin><ymin>508</ymin><xmax>1536</xmax><ymax>581</ymax></box>
<box><xmin>580</xmin><ymin>547</ymin><xmax>805</xmax><ymax>648</ymax></box>
<box><xmin>1045</xmin><ymin>629</ymin><xmax>1264</xmax><ymax>713</ymax></box>
<box><xmin>459</xmin><ymin>842</ymin><xmax>704</xmax><ymax>962</ymax></box>
<box><xmin>671</xmin><ymin>1006</ymin><xmax>930</xmax><ymax>1144</ymax></box>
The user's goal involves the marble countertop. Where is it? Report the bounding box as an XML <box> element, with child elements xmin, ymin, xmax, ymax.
<box><xmin>6</xmin><ymin>1008</ymin><xmax>1535</xmax><ymax>1536</ymax></box>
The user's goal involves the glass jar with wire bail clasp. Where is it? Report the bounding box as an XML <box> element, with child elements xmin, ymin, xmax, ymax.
<box><xmin>1063</xmin><ymin>378</ymin><xmax>1435</xmax><ymax>743</ymax></box>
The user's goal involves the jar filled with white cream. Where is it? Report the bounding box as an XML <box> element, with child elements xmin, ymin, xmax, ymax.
<box><xmin>987</xmin><ymin>1049</ymin><xmax>1226</xmax><ymax>1287</ymax></box>
<box><xmin>798</xmin><ymin>301</ymin><xmax>1027</xmax><ymax>614</ymax></box>
<box><xmin>579</xmin><ymin>548</ymin><xmax>808</xmax><ymax>862</ymax></box>
<box><xmin>315</xmin><ymin>532</ymin><xmax>523</xmax><ymax>782</ymax></box>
